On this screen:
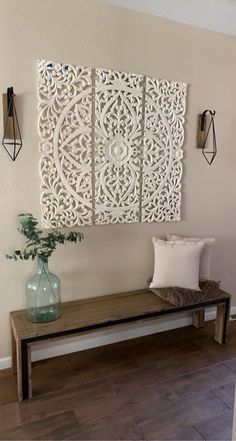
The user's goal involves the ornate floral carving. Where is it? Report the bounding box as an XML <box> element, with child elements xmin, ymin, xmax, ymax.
<box><xmin>38</xmin><ymin>60</ymin><xmax>187</xmax><ymax>227</ymax></box>
<box><xmin>94</xmin><ymin>68</ymin><xmax>143</xmax><ymax>224</ymax></box>
<box><xmin>142</xmin><ymin>77</ymin><xmax>187</xmax><ymax>222</ymax></box>
<box><xmin>38</xmin><ymin>60</ymin><xmax>92</xmax><ymax>227</ymax></box>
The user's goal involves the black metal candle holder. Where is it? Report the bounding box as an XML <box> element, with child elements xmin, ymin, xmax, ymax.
<box><xmin>197</xmin><ymin>110</ymin><xmax>217</xmax><ymax>165</ymax></box>
<box><xmin>2</xmin><ymin>87</ymin><xmax>22</xmax><ymax>161</ymax></box>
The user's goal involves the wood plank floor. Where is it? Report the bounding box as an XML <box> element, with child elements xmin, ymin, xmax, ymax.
<box><xmin>0</xmin><ymin>320</ymin><xmax>236</xmax><ymax>440</ymax></box>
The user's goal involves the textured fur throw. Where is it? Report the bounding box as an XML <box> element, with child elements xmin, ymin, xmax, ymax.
<box><xmin>150</xmin><ymin>280</ymin><xmax>221</xmax><ymax>307</ymax></box>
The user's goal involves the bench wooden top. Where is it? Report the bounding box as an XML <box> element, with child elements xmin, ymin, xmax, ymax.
<box><xmin>10</xmin><ymin>288</ymin><xmax>230</xmax><ymax>342</ymax></box>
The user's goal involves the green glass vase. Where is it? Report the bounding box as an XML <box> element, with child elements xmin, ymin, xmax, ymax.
<box><xmin>26</xmin><ymin>258</ymin><xmax>61</xmax><ymax>323</ymax></box>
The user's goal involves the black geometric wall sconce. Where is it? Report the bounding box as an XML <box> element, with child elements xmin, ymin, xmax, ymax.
<box><xmin>197</xmin><ymin>110</ymin><xmax>217</xmax><ymax>165</ymax></box>
<box><xmin>2</xmin><ymin>87</ymin><xmax>22</xmax><ymax>161</ymax></box>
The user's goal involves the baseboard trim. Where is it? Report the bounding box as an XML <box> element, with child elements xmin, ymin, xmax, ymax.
<box><xmin>1</xmin><ymin>306</ymin><xmax>235</xmax><ymax>370</ymax></box>
<box><xmin>0</xmin><ymin>357</ymin><xmax>12</xmax><ymax>370</ymax></box>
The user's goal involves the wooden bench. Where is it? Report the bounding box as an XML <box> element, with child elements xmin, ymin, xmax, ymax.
<box><xmin>10</xmin><ymin>287</ymin><xmax>231</xmax><ymax>401</ymax></box>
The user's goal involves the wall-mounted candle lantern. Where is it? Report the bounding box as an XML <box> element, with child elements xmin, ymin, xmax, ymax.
<box><xmin>2</xmin><ymin>87</ymin><xmax>22</xmax><ymax>161</ymax></box>
<box><xmin>197</xmin><ymin>110</ymin><xmax>217</xmax><ymax>165</ymax></box>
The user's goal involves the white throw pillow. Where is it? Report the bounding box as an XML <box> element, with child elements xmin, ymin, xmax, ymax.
<box><xmin>150</xmin><ymin>238</ymin><xmax>204</xmax><ymax>290</ymax></box>
<box><xmin>167</xmin><ymin>234</ymin><xmax>215</xmax><ymax>280</ymax></box>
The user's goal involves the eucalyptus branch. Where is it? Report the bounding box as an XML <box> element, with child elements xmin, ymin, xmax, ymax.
<box><xmin>6</xmin><ymin>214</ymin><xmax>83</xmax><ymax>262</ymax></box>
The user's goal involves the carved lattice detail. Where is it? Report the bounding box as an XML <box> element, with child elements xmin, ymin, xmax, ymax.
<box><xmin>38</xmin><ymin>60</ymin><xmax>92</xmax><ymax>227</ymax></box>
<box><xmin>94</xmin><ymin>68</ymin><xmax>143</xmax><ymax>224</ymax></box>
<box><xmin>38</xmin><ymin>60</ymin><xmax>187</xmax><ymax>227</ymax></box>
<box><xmin>142</xmin><ymin>77</ymin><xmax>187</xmax><ymax>222</ymax></box>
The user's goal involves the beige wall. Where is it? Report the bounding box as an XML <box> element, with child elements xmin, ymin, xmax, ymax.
<box><xmin>0</xmin><ymin>0</ymin><xmax>236</xmax><ymax>359</ymax></box>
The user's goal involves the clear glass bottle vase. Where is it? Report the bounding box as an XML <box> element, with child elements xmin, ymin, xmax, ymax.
<box><xmin>26</xmin><ymin>258</ymin><xmax>61</xmax><ymax>323</ymax></box>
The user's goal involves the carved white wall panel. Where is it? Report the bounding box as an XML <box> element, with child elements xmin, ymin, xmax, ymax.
<box><xmin>38</xmin><ymin>60</ymin><xmax>93</xmax><ymax>227</ymax></box>
<box><xmin>38</xmin><ymin>60</ymin><xmax>187</xmax><ymax>227</ymax></box>
<box><xmin>94</xmin><ymin>68</ymin><xmax>143</xmax><ymax>224</ymax></box>
<box><xmin>142</xmin><ymin>77</ymin><xmax>187</xmax><ymax>222</ymax></box>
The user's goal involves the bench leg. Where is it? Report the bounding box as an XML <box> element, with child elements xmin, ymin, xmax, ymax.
<box><xmin>11</xmin><ymin>327</ymin><xmax>17</xmax><ymax>375</ymax></box>
<box><xmin>215</xmin><ymin>299</ymin><xmax>230</xmax><ymax>344</ymax></box>
<box><xmin>16</xmin><ymin>339</ymin><xmax>23</xmax><ymax>401</ymax></box>
<box><xmin>21</xmin><ymin>341</ymin><xmax>32</xmax><ymax>400</ymax></box>
<box><xmin>192</xmin><ymin>309</ymin><xmax>205</xmax><ymax>328</ymax></box>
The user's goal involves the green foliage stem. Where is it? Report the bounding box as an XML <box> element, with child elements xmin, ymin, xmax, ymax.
<box><xmin>6</xmin><ymin>214</ymin><xmax>84</xmax><ymax>262</ymax></box>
